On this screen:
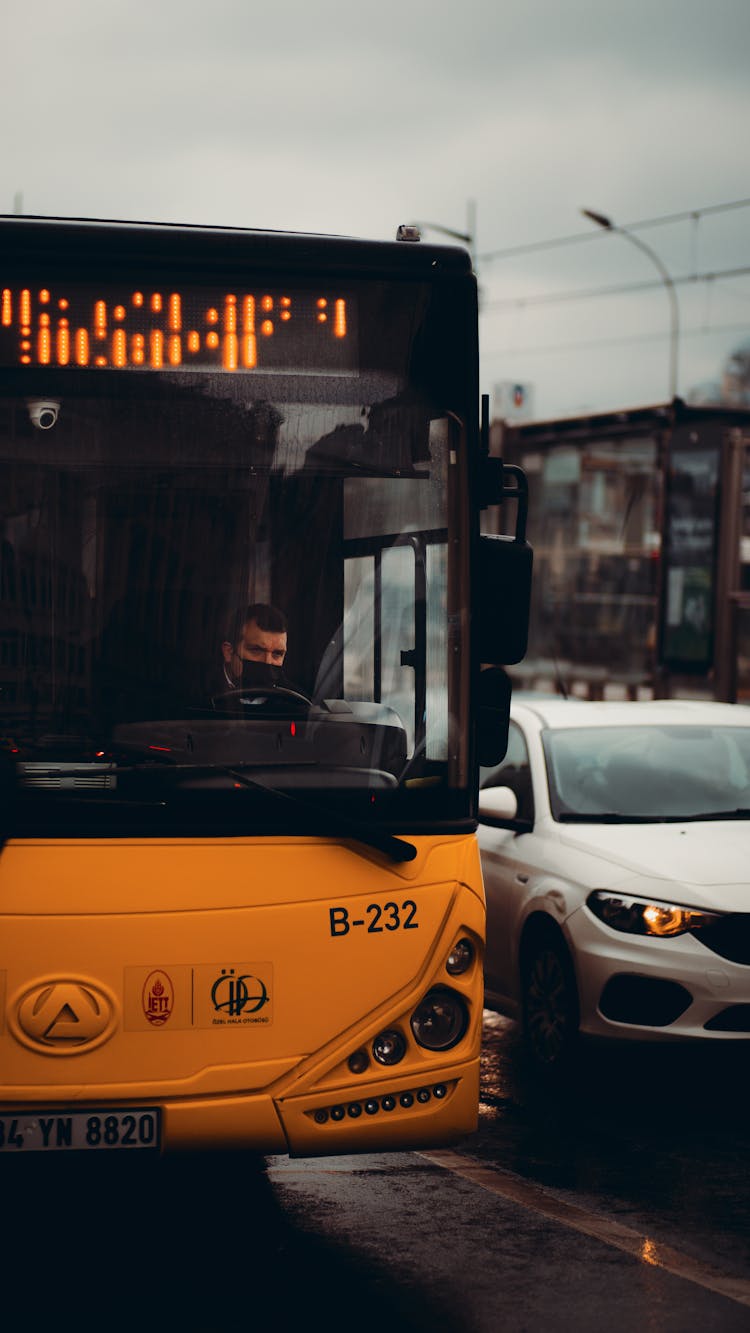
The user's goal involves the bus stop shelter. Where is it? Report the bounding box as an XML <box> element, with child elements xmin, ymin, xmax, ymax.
<box><xmin>489</xmin><ymin>400</ymin><xmax>750</xmax><ymax>703</ymax></box>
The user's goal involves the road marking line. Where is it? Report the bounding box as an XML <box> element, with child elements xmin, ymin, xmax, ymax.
<box><xmin>420</xmin><ymin>1149</ymin><xmax>750</xmax><ymax>1310</ymax></box>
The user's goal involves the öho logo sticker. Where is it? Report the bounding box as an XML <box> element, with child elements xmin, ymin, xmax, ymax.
<box><xmin>194</xmin><ymin>964</ymin><xmax>273</xmax><ymax>1027</ymax></box>
<box><xmin>141</xmin><ymin>970</ymin><xmax>174</xmax><ymax>1027</ymax></box>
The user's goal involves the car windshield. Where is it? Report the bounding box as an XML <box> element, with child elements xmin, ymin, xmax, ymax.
<box><xmin>543</xmin><ymin>724</ymin><xmax>750</xmax><ymax>821</ymax></box>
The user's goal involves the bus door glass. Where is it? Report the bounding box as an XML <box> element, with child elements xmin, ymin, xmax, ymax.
<box><xmin>341</xmin><ymin>539</ymin><xmax>448</xmax><ymax>762</ymax></box>
<box><xmin>340</xmin><ymin>417</ymin><xmax>451</xmax><ymax>766</ymax></box>
<box><xmin>341</xmin><ymin>541</ymin><xmax>419</xmax><ymax>752</ymax></box>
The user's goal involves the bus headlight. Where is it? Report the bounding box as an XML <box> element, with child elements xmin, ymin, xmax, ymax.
<box><xmin>410</xmin><ymin>989</ymin><xmax>468</xmax><ymax>1051</ymax></box>
<box><xmin>446</xmin><ymin>937</ymin><xmax>474</xmax><ymax>976</ymax></box>
<box><xmin>372</xmin><ymin>1028</ymin><xmax>407</xmax><ymax>1065</ymax></box>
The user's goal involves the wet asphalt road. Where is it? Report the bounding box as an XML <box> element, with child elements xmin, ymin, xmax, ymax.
<box><xmin>2</xmin><ymin>1014</ymin><xmax>748</xmax><ymax>1331</ymax></box>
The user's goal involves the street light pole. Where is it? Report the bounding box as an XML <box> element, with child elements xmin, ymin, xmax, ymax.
<box><xmin>581</xmin><ymin>207</ymin><xmax>680</xmax><ymax>402</ymax></box>
<box><xmin>405</xmin><ymin>199</ymin><xmax>476</xmax><ymax>270</ymax></box>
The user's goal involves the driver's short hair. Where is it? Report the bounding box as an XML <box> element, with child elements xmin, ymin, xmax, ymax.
<box><xmin>227</xmin><ymin>602</ymin><xmax>287</xmax><ymax>648</ymax></box>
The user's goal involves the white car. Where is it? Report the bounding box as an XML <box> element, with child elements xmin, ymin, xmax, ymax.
<box><xmin>478</xmin><ymin>698</ymin><xmax>750</xmax><ymax>1074</ymax></box>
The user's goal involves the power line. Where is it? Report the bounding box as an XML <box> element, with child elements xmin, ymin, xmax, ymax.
<box><xmin>480</xmin><ymin>265</ymin><xmax>750</xmax><ymax>313</ymax></box>
<box><xmin>477</xmin><ymin>196</ymin><xmax>750</xmax><ymax>265</ymax></box>
<box><xmin>483</xmin><ymin>319</ymin><xmax>750</xmax><ymax>361</ymax></box>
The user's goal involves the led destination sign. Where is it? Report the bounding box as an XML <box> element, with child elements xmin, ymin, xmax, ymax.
<box><xmin>0</xmin><ymin>282</ymin><xmax>356</xmax><ymax>374</ymax></box>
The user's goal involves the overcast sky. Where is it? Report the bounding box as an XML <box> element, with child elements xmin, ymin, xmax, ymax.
<box><xmin>4</xmin><ymin>0</ymin><xmax>749</xmax><ymax>419</ymax></box>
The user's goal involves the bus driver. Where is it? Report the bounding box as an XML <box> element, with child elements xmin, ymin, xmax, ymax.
<box><xmin>218</xmin><ymin>602</ymin><xmax>292</xmax><ymax>695</ymax></box>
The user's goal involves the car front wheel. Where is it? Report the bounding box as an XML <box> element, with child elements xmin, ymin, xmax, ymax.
<box><xmin>520</xmin><ymin>926</ymin><xmax>580</xmax><ymax>1076</ymax></box>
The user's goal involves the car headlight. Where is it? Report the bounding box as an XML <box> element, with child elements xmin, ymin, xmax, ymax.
<box><xmin>587</xmin><ymin>890</ymin><xmax>721</xmax><ymax>937</ymax></box>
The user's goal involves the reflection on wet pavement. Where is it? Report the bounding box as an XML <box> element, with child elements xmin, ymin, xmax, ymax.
<box><xmin>467</xmin><ymin>1009</ymin><xmax>750</xmax><ymax>1278</ymax></box>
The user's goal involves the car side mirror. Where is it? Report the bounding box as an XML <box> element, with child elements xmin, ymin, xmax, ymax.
<box><xmin>478</xmin><ymin>785</ymin><xmax>518</xmax><ymax>822</ymax></box>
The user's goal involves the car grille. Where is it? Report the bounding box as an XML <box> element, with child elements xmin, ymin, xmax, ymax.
<box><xmin>698</xmin><ymin>914</ymin><xmax>750</xmax><ymax>965</ymax></box>
<box><xmin>599</xmin><ymin>975</ymin><xmax>692</xmax><ymax>1026</ymax></box>
<box><xmin>704</xmin><ymin>1005</ymin><xmax>750</xmax><ymax>1033</ymax></box>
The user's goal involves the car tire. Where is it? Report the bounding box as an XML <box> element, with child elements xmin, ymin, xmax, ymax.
<box><xmin>520</xmin><ymin>924</ymin><xmax>580</xmax><ymax>1077</ymax></box>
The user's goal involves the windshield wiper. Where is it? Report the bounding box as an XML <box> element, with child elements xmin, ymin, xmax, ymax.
<box><xmin>559</xmin><ymin>808</ymin><xmax>750</xmax><ymax>824</ymax></box>
<box><xmin>671</xmin><ymin>808</ymin><xmax>750</xmax><ymax>822</ymax></box>
<box><xmin>222</xmin><ymin>765</ymin><xmax>417</xmax><ymax>863</ymax></box>
<box><xmin>559</xmin><ymin>812</ymin><xmax>672</xmax><ymax>823</ymax></box>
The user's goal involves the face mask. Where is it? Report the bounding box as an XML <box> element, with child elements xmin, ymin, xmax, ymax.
<box><xmin>239</xmin><ymin>660</ymin><xmax>283</xmax><ymax>690</ymax></box>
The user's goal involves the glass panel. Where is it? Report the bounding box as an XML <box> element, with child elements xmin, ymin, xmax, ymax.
<box><xmin>480</xmin><ymin>721</ymin><xmax>530</xmax><ymax>789</ymax></box>
<box><xmin>426</xmin><ymin>543</ymin><xmax>448</xmax><ymax>761</ymax></box>
<box><xmin>545</xmin><ymin>725</ymin><xmax>750</xmax><ymax>819</ymax></box>
<box><xmin>342</xmin><ymin>556</ymin><xmax>374</xmax><ymax>702</ymax></box>
<box><xmin>1</xmin><ymin>382</ymin><xmax>467</xmax><ymax>828</ymax></box>
<box><xmin>735</xmin><ymin>604</ymin><xmax>750</xmax><ymax>703</ymax></box>
<box><xmin>480</xmin><ymin>721</ymin><xmax>534</xmax><ymax>821</ymax></box>
<box><xmin>741</xmin><ymin>443</ymin><xmax>750</xmax><ymax>592</ymax></box>
<box><xmin>512</xmin><ymin>435</ymin><xmax>660</xmax><ymax>687</ymax></box>
<box><xmin>1</xmin><ymin>260</ymin><xmax>473</xmax><ymax>832</ymax></box>
<box><xmin>381</xmin><ymin>545</ymin><xmax>416</xmax><ymax>750</ymax></box>
<box><xmin>661</xmin><ymin>436</ymin><xmax>720</xmax><ymax>672</ymax></box>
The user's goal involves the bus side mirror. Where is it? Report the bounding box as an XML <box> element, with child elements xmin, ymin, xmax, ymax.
<box><xmin>476</xmin><ymin>666</ymin><xmax>512</xmax><ymax>767</ymax></box>
<box><xmin>478</xmin><ymin>534</ymin><xmax>533</xmax><ymax>665</ymax></box>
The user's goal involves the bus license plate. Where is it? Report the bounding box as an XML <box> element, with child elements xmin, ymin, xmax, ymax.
<box><xmin>0</xmin><ymin>1109</ymin><xmax>161</xmax><ymax>1152</ymax></box>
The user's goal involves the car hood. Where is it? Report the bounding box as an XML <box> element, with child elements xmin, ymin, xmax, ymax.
<box><xmin>555</xmin><ymin>820</ymin><xmax>750</xmax><ymax>907</ymax></box>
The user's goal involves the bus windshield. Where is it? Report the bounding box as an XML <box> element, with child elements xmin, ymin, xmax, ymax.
<box><xmin>1</xmin><ymin>268</ymin><xmax>472</xmax><ymax>836</ymax></box>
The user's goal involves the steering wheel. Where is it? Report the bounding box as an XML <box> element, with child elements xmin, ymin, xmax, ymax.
<box><xmin>211</xmin><ymin>685</ymin><xmax>313</xmax><ymax>710</ymax></box>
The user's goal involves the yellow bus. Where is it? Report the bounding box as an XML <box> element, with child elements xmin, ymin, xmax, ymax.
<box><xmin>0</xmin><ymin>215</ymin><xmax>530</xmax><ymax>1156</ymax></box>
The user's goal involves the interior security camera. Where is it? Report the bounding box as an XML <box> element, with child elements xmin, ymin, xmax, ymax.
<box><xmin>27</xmin><ymin>400</ymin><xmax>60</xmax><ymax>430</ymax></box>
